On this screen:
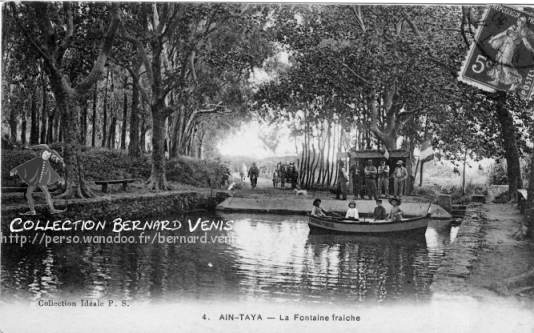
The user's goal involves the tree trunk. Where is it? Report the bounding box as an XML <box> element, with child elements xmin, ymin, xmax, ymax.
<box><xmin>107</xmin><ymin>116</ymin><xmax>116</xmax><ymax>149</ymax></box>
<box><xmin>495</xmin><ymin>92</ymin><xmax>522</xmax><ymax>199</ymax></box>
<box><xmin>128</xmin><ymin>82</ymin><xmax>140</xmax><ymax>157</ymax></box>
<box><xmin>147</xmin><ymin>107</ymin><xmax>170</xmax><ymax>190</ymax></box>
<box><xmin>40</xmin><ymin>80</ymin><xmax>48</xmax><ymax>143</ymax></box>
<box><xmin>52</xmin><ymin>84</ymin><xmax>95</xmax><ymax>199</ymax></box>
<box><xmin>121</xmin><ymin>91</ymin><xmax>128</xmax><ymax>150</ymax></box>
<box><xmin>462</xmin><ymin>149</ymin><xmax>467</xmax><ymax>195</ymax></box>
<box><xmin>9</xmin><ymin>105</ymin><xmax>17</xmax><ymax>142</ymax></box>
<box><xmin>80</xmin><ymin>99</ymin><xmax>88</xmax><ymax>146</ymax></box>
<box><xmin>102</xmin><ymin>73</ymin><xmax>109</xmax><ymax>147</ymax></box>
<box><xmin>140</xmin><ymin>119</ymin><xmax>147</xmax><ymax>153</ymax></box>
<box><xmin>29</xmin><ymin>86</ymin><xmax>40</xmax><ymax>145</ymax></box>
<box><xmin>21</xmin><ymin>110</ymin><xmax>27</xmax><ymax>145</ymax></box>
<box><xmin>527</xmin><ymin>150</ymin><xmax>534</xmax><ymax>235</ymax></box>
<box><xmin>91</xmin><ymin>85</ymin><xmax>97</xmax><ymax>147</ymax></box>
<box><xmin>47</xmin><ymin>110</ymin><xmax>54</xmax><ymax>143</ymax></box>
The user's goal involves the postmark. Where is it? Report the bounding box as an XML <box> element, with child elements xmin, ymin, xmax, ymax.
<box><xmin>459</xmin><ymin>5</ymin><xmax>534</xmax><ymax>100</ymax></box>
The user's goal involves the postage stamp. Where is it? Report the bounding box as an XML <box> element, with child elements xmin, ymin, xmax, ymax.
<box><xmin>458</xmin><ymin>5</ymin><xmax>534</xmax><ymax>100</ymax></box>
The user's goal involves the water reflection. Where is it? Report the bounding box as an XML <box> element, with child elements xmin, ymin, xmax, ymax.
<box><xmin>1</xmin><ymin>212</ymin><xmax>454</xmax><ymax>304</ymax></box>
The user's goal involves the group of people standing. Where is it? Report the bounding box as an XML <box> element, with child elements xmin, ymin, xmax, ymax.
<box><xmin>272</xmin><ymin>162</ymin><xmax>298</xmax><ymax>189</ymax></box>
<box><xmin>337</xmin><ymin>159</ymin><xmax>408</xmax><ymax>200</ymax></box>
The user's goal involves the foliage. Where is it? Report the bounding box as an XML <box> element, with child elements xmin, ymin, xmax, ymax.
<box><xmin>1</xmin><ymin>148</ymin><xmax>231</xmax><ymax>188</ymax></box>
<box><xmin>488</xmin><ymin>160</ymin><xmax>508</xmax><ymax>185</ymax></box>
<box><xmin>255</xmin><ymin>5</ymin><xmax>470</xmax><ymax>149</ymax></box>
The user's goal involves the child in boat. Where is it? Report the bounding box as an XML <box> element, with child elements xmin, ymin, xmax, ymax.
<box><xmin>388</xmin><ymin>197</ymin><xmax>403</xmax><ymax>222</ymax></box>
<box><xmin>345</xmin><ymin>200</ymin><xmax>359</xmax><ymax>220</ymax></box>
<box><xmin>311</xmin><ymin>198</ymin><xmax>328</xmax><ymax>217</ymax></box>
<box><xmin>373</xmin><ymin>199</ymin><xmax>387</xmax><ymax>220</ymax></box>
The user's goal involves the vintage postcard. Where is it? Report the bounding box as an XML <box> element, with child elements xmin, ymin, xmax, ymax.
<box><xmin>1</xmin><ymin>2</ymin><xmax>533</xmax><ymax>333</ymax></box>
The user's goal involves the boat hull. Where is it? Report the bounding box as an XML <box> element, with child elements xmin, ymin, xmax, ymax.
<box><xmin>308</xmin><ymin>215</ymin><xmax>430</xmax><ymax>235</ymax></box>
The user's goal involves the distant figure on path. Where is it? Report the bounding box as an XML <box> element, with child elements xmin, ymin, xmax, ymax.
<box><xmin>373</xmin><ymin>199</ymin><xmax>387</xmax><ymax>220</ymax></box>
<box><xmin>336</xmin><ymin>161</ymin><xmax>349</xmax><ymax>200</ymax></box>
<box><xmin>248</xmin><ymin>162</ymin><xmax>259</xmax><ymax>188</ymax></box>
<box><xmin>345</xmin><ymin>200</ymin><xmax>359</xmax><ymax>220</ymax></box>
<box><xmin>377</xmin><ymin>159</ymin><xmax>390</xmax><ymax>198</ymax></box>
<box><xmin>393</xmin><ymin>160</ymin><xmax>408</xmax><ymax>197</ymax></box>
<box><xmin>10</xmin><ymin>144</ymin><xmax>65</xmax><ymax>215</ymax></box>
<box><xmin>311</xmin><ymin>198</ymin><xmax>328</xmax><ymax>217</ymax></box>
<box><xmin>388</xmin><ymin>197</ymin><xmax>403</xmax><ymax>222</ymax></box>
<box><xmin>364</xmin><ymin>159</ymin><xmax>378</xmax><ymax>200</ymax></box>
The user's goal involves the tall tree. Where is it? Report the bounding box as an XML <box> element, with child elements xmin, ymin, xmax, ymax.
<box><xmin>121</xmin><ymin>3</ymin><xmax>272</xmax><ymax>190</ymax></box>
<box><xmin>9</xmin><ymin>2</ymin><xmax>121</xmax><ymax>198</ymax></box>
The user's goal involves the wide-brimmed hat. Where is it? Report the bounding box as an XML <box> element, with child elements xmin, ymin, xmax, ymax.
<box><xmin>396</xmin><ymin>160</ymin><xmax>404</xmax><ymax>165</ymax></box>
<box><xmin>389</xmin><ymin>197</ymin><xmax>401</xmax><ymax>205</ymax></box>
<box><xmin>348</xmin><ymin>200</ymin><xmax>356</xmax><ymax>208</ymax></box>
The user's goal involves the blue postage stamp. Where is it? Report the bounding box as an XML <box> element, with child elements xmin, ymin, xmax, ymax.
<box><xmin>459</xmin><ymin>5</ymin><xmax>534</xmax><ymax>100</ymax></box>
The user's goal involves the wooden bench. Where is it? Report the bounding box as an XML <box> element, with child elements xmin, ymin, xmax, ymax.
<box><xmin>2</xmin><ymin>186</ymin><xmax>41</xmax><ymax>193</ymax></box>
<box><xmin>94</xmin><ymin>179</ymin><xmax>136</xmax><ymax>193</ymax></box>
<box><xmin>517</xmin><ymin>189</ymin><xmax>528</xmax><ymax>214</ymax></box>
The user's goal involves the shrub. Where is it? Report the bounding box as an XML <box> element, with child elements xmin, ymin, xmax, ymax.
<box><xmin>2</xmin><ymin>148</ymin><xmax>230</xmax><ymax>188</ymax></box>
<box><xmin>488</xmin><ymin>160</ymin><xmax>508</xmax><ymax>185</ymax></box>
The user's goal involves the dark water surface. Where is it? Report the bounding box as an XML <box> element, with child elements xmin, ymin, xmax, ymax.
<box><xmin>1</xmin><ymin>212</ymin><xmax>457</xmax><ymax>304</ymax></box>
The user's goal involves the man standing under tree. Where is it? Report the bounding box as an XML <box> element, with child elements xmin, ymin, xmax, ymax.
<box><xmin>350</xmin><ymin>161</ymin><xmax>363</xmax><ymax>199</ymax></box>
<box><xmin>393</xmin><ymin>160</ymin><xmax>408</xmax><ymax>197</ymax></box>
<box><xmin>364</xmin><ymin>159</ymin><xmax>378</xmax><ymax>200</ymax></box>
<box><xmin>248</xmin><ymin>163</ymin><xmax>259</xmax><ymax>189</ymax></box>
<box><xmin>336</xmin><ymin>161</ymin><xmax>349</xmax><ymax>200</ymax></box>
<box><xmin>377</xmin><ymin>159</ymin><xmax>390</xmax><ymax>198</ymax></box>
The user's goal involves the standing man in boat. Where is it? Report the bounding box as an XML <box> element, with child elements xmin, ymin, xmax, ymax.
<box><xmin>364</xmin><ymin>159</ymin><xmax>378</xmax><ymax>200</ymax></box>
<box><xmin>377</xmin><ymin>159</ymin><xmax>390</xmax><ymax>198</ymax></box>
<box><xmin>336</xmin><ymin>160</ymin><xmax>349</xmax><ymax>200</ymax></box>
<box><xmin>393</xmin><ymin>160</ymin><xmax>408</xmax><ymax>197</ymax></box>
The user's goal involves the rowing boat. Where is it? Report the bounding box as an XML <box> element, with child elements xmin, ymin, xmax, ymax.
<box><xmin>308</xmin><ymin>214</ymin><xmax>432</xmax><ymax>234</ymax></box>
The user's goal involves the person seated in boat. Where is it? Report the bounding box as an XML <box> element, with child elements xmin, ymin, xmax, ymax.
<box><xmin>373</xmin><ymin>199</ymin><xmax>387</xmax><ymax>220</ymax></box>
<box><xmin>345</xmin><ymin>200</ymin><xmax>359</xmax><ymax>220</ymax></box>
<box><xmin>388</xmin><ymin>197</ymin><xmax>403</xmax><ymax>222</ymax></box>
<box><xmin>311</xmin><ymin>198</ymin><xmax>328</xmax><ymax>217</ymax></box>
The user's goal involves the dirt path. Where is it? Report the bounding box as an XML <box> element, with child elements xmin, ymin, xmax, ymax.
<box><xmin>467</xmin><ymin>203</ymin><xmax>534</xmax><ymax>299</ymax></box>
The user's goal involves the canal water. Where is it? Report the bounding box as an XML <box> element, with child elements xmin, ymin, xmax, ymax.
<box><xmin>1</xmin><ymin>212</ymin><xmax>457</xmax><ymax>305</ymax></box>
